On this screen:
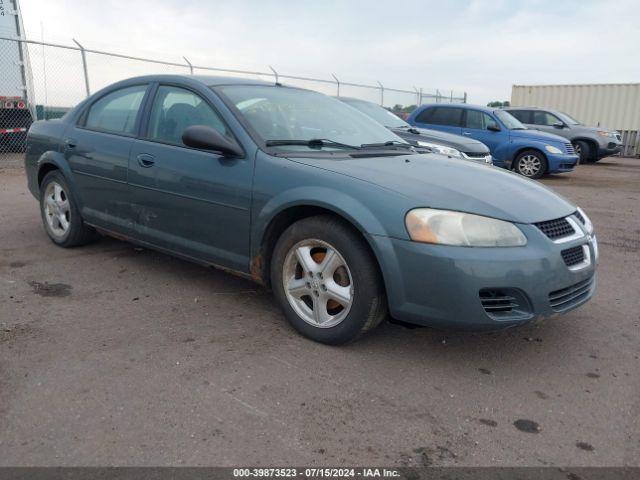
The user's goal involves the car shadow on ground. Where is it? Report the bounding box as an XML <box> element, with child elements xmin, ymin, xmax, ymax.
<box><xmin>86</xmin><ymin>235</ymin><xmax>579</xmax><ymax>374</ymax></box>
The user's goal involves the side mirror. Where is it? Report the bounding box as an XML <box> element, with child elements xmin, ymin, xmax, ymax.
<box><xmin>182</xmin><ymin>125</ymin><xmax>243</xmax><ymax>157</ymax></box>
<box><xmin>487</xmin><ymin>124</ymin><xmax>501</xmax><ymax>132</ymax></box>
<box><xmin>552</xmin><ymin>122</ymin><xmax>565</xmax><ymax>129</ymax></box>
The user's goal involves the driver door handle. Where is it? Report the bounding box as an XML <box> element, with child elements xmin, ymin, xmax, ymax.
<box><xmin>136</xmin><ymin>154</ymin><xmax>155</xmax><ymax>168</ymax></box>
<box><xmin>462</xmin><ymin>132</ymin><xmax>472</xmax><ymax>135</ymax></box>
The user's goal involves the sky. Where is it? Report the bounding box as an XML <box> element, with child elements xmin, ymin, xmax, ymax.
<box><xmin>18</xmin><ymin>0</ymin><xmax>640</xmax><ymax>106</ymax></box>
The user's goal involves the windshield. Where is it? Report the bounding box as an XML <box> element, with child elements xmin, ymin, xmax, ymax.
<box><xmin>557</xmin><ymin>111</ymin><xmax>581</xmax><ymax>125</ymax></box>
<box><xmin>494</xmin><ymin>110</ymin><xmax>526</xmax><ymax>130</ymax></box>
<box><xmin>217</xmin><ymin>85</ymin><xmax>406</xmax><ymax>151</ymax></box>
<box><xmin>341</xmin><ymin>99</ymin><xmax>408</xmax><ymax>128</ymax></box>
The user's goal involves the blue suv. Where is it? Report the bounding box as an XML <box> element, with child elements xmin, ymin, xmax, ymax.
<box><xmin>408</xmin><ymin>104</ymin><xmax>579</xmax><ymax>179</ymax></box>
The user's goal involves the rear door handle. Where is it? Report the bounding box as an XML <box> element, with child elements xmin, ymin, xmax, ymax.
<box><xmin>65</xmin><ymin>138</ymin><xmax>77</xmax><ymax>148</ymax></box>
<box><xmin>462</xmin><ymin>132</ymin><xmax>472</xmax><ymax>135</ymax></box>
<box><xmin>136</xmin><ymin>154</ymin><xmax>155</xmax><ymax>168</ymax></box>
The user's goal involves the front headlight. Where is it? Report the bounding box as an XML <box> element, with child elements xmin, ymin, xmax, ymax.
<box><xmin>576</xmin><ymin>207</ymin><xmax>594</xmax><ymax>234</ymax></box>
<box><xmin>597</xmin><ymin>130</ymin><xmax>614</xmax><ymax>138</ymax></box>
<box><xmin>405</xmin><ymin>208</ymin><xmax>527</xmax><ymax>247</ymax></box>
<box><xmin>416</xmin><ymin>141</ymin><xmax>462</xmax><ymax>158</ymax></box>
<box><xmin>545</xmin><ymin>145</ymin><xmax>562</xmax><ymax>154</ymax></box>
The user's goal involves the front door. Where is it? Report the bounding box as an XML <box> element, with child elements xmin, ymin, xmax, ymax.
<box><xmin>461</xmin><ymin>109</ymin><xmax>507</xmax><ymax>156</ymax></box>
<box><xmin>128</xmin><ymin>84</ymin><xmax>253</xmax><ymax>272</ymax></box>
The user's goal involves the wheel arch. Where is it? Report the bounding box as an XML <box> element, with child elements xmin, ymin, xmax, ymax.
<box><xmin>34</xmin><ymin>151</ymin><xmax>80</xmax><ymax>202</ymax></box>
<box><xmin>572</xmin><ymin>137</ymin><xmax>598</xmax><ymax>159</ymax></box>
<box><xmin>511</xmin><ymin>146</ymin><xmax>548</xmax><ymax>172</ymax></box>
<box><xmin>250</xmin><ymin>190</ymin><xmax>391</xmax><ymax>288</ymax></box>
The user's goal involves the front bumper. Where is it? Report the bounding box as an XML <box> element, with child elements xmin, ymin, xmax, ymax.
<box><xmin>546</xmin><ymin>152</ymin><xmax>579</xmax><ymax>173</ymax></box>
<box><xmin>369</xmin><ymin>223</ymin><xmax>597</xmax><ymax>330</ymax></box>
<box><xmin>598</xmin><ymin>142</ymin><xmax>623</xmax><ymax>158</ymax></box>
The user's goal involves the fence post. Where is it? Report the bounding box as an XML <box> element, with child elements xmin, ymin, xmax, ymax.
<box><xmin>377</xmin><ymin>81</ymin><xmax>384</xmax><ymax>106</ymax></box>
<box><xmin>332</xmin><ymin>73</ymin><xmax>340</xmax><ymax>97</ymax></box>
<box><xmin>413</xmin><ymin>87</ymin><xmax>419</xmax><ymax>106</ymax></box>
<box><xmin>419</xmin><ymin>88</ymin><xmax>423</xmax><ymax>106</ymax></box>
<box><xmin>183</xmin><ymin>56</ymin><xmax>194</xmax><ymax>75</ymax></box>
<box><xmin>268</xmin><ymin>65</ymin><xmax>279</xmax><ymax>84</ymax></box>
<box><xmin>72</xmin><ymin>38</ymin><xmax>91</xmax><ymax>97</ymax></box>
<box><xmin>463</xmin><ymin>92</ymin><xmax>467</xmax><ymax>104</ymax></box>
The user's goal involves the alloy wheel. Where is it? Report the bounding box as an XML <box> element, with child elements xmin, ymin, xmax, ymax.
<box><xmin>518</xmin><ymin>154</ymin><xmax>542</xmax><ymax>177</ymax></box>
<box><xmin>282</xmin><ymin>239</ymin><xmax>354</xmax><ymax>328</ymax></box>
<box><xmin>43</xmin><ymin>181</ymin><xmax>71</xmax><ymax>238</ymax></box>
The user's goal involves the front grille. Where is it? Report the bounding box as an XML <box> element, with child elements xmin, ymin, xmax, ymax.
<box><xmin>574</xmin><ymin>210</ymin><xmax>585</xmax><ymax>225</ymax></box>
<box><xmin>614</xmin><ymin>133</ymin><xmax>622</xmax><ymax>142</ymax></box>
<box><xmin>561</xmin><ymin>245</ymin><xmax>585</xmax><ymax>267</ymax></box>
<box><xmin>479</xmin><ymin>288</ymin><xmax>531</xmax><ymax>320</ymax></box>
<box><xmin>535</xmin><ymin>217</ymin><xmax>575</xmax><ymax>240</ymax></box>
<box><xmin>564</xmin><ymin>142</ymin><xmax>575</xmax><ymax>154</ymax></box>
<box><xmin>548</xmin><ymin>276</ymin><xmax>594</xmax><ymax>312</ymax></box>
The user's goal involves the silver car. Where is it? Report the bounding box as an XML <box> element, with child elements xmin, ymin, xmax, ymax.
<box><xmin>504</xmin><ymin>107</ymin><xmax>622</xmax><ymax>163</ymax></box>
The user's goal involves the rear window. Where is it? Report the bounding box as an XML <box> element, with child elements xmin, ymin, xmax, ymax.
<box><xmin>415</xmin><ymin>107</ymin><xmax>463</xmax><ymax>127</ymax></box>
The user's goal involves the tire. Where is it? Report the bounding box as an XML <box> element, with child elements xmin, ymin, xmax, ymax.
<box><xmin>39</xmin><ymin>170</ymin><xmax>96</xmax><ymax>247</ymax></box>
<box><xmin>270</xmin><ymin>215</ymin><xmax>387</xmax><ymax>345</ymax></box>
<box><xmin>514</xmin><ymin>149</ymin><xmax>547</xmax><ymax>179</ymax></box>
<box><xmin>573</xmin><ymin>140</ymin><xmax>593</xmax><ymax>164</ymax></box>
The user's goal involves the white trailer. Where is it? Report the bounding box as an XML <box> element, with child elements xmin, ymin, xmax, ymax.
<box><xmin>0</xmin><ymin>0</ymin><xmax>34</xmax><ymax>151</ymax></box>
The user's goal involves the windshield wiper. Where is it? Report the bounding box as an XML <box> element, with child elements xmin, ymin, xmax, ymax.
<box><xmin>395</xmin><ymin>125</ymin><xmax>421</xmax><ymax>134</ymax></box>
<box><xmin>360</xmin><ymin>140</ymin><xmax>414</xmax><ymax>149</ymax></box>
<box><xmin>265</xmin><ymin>138</ymin><xmax>360</xmax><ymax>150</ymax></box>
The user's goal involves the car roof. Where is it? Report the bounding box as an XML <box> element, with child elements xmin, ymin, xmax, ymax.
<box><xmin>337</xmin><ymin>96</ymin><xmax>372</xmax><ymax>103</ymax></box>
<box><xmin>418</xmin><ymin>103</ymin><xmax>494</xmax><ymax>113</ymax></box>
<box><xmin>110</xmin><ymin>74</ymin><xmax>277</xmax><ymax>88</ymax></box>
<box><xmin>503</xmin><ymin>106</ymin><xmax>548</xmax><ymax>111</ymax></box>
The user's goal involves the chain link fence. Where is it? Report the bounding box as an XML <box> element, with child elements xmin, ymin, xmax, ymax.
<box><xmin>0</xmin><ymin>36</ymin><xmax>466</xmax><ymax>153</ymax></box>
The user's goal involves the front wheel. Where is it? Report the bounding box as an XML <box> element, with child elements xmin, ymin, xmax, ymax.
<box><xmin>573</xmin><ymin>140</ymin><xmax>593</xmax><ymax>164</ymax></box>
<box><xmin>270</xmin><ymin>215</ymin><xmax>387</xmax><ymax>344</ymax></box>
<box><xmin>514</xmin><ymin>150</ymin><xmax>547</xmax><ymax>179</ymax></box>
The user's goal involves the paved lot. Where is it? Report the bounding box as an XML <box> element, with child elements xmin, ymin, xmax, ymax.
<box><xmin>0</xmin><ymin>154</ymin><xmax>638</xmax><ymax>466</ymax></box>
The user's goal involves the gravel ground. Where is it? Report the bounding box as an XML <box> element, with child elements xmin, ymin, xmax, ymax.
<box><xmin>0</xmin><ymin>154</ymin><xmax>638</xmax><ymax>466</ymax></box>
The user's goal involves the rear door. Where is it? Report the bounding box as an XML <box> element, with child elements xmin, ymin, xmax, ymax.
<box><xmin>127</xmin><ymin>84</ymin><xmax>253</xmax><ymax>272</ymax></box>
<box><xmin>411</xmin><ymin>106</ymin><xmax>463</xmax><ymax>135</ymax></box>
<box><xmin>461</xmin><ymin>109</ymin><xmax>507</xmax><ymax>154</ymax></box>
<box><xmin>65</xmin><ymin>84</ymin><xmax>149</xmax><ymax>232</ymax></box>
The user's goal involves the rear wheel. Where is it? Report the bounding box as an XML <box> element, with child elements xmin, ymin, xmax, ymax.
<box><xmin>573</xmin><ymin>140</ymin><xmax>593</xmax><ymax>163</ymax></box>
<box><xmin>514</xmin><ymin>150</ymin><xmax>547</xmax><ymax>179</ymax></box>
<box><xmin>270</xmin><ymin>215</ymin><xmax>387</xmax><ymax>344</ymax></box>
<box><xmin>39</xmin><ymin>171</ymin><xmax>96</xmax><ymax>247</ymax></box>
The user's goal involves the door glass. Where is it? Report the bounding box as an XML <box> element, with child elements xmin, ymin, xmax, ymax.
<box><xmin>427</xmin><ymin>107</ymin><xmax>463</xmax><ymax>126</ymax></box>
<box><xmin>147</xmin><ymin>86</ymin><xmax>229</xmax><ymax>145</ymax></box>
<box><xmin>465</xmin><ymin>110</ymin><xmax>496</xmax><ymax>130</ymax></box>
<box><xmin>532</xmin><ymin>111</ymin><xmax>560</xmax><ymax>126</ymax></box>
<box><xmin>85</xmin><ymin>85</ymin><xmax>147</xmax><ymax>135</ymax></box>
<box><xmin>508</xmin><ymin>110</ymin><xmax>531</xmax><ymax>123</ymax></box>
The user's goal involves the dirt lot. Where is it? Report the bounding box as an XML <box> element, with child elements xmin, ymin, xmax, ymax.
<box><xmin>0</xmin><ymin>153</ymin><xmax>638</xmax><ymax>467</ymax></box>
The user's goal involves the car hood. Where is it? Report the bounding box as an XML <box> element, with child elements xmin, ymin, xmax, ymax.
<box><xmin>392</xmin><ymin>127</ymin><xmax>490</xmax><ymax>153</ymax></box>
<box><xmin>575</xmin><ymin>125</ymin><xmax>619</xmax><ymax>135</ymax></box>
<box><xmin>509</xmin><ymin>129</ymin><xmax>567</xmax><ymax>144</ymax></box>
<box><xmin>294</xmin><ymin>153</ymin><xmax>575</xmax><ymax>224</ymax></box>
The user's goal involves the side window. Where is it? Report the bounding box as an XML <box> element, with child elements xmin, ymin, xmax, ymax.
<box><xmin>509</xmin><ymin>110</ymin><xmax>531</xmax><ymax>123</ymax></box>
<box><xmin>532</xmin><ymin>111</ymin><xmax>561</xmax><ymax>126</ymax></box>
<box><xmin>147</xmin><ymin>86</ymin><xmax>229</xmax><ymax>146</ymax></box>
<box><xmin>465</xmin><ymin>110</ymin><xmax>497</xmax><ymax>130</ymax></box>
<box><xmin>429</xmin><ymin>107</ymin><xmax>463</xmax><ymax>126</ymax></box>
<box><xmin>414</xmin><ymin>107</ymin><xmax>436</xmax><ymax>124</ymax></box>
<box><xmin>84</xmin><ymin>85</ymin><xmax>147</xmax><ymax>135</ymax></box>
